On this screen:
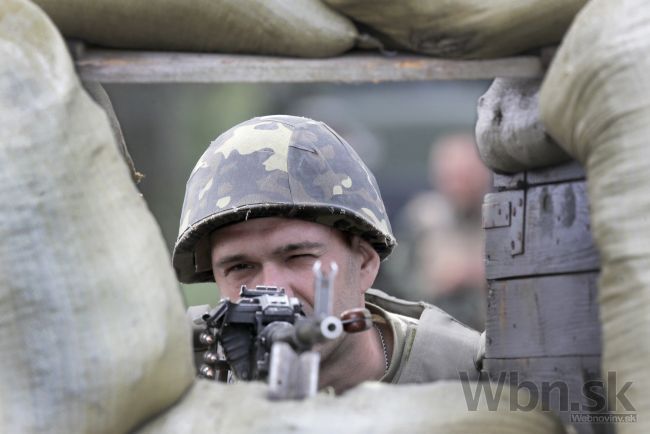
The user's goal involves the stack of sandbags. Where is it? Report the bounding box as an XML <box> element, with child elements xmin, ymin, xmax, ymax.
<box><xmin>475</xmin><ymin>78</ymin><xmax>571</xmax><ymax>173</ymax></box>
<box><xmin>541</xmin><ymin>0</ymin><xmax>650</xmax><ymax>432</ymax></box>
<box><xmin>32</xmin><ymin>0</ymin><xmax>357</xmax><ymax>57</ymax></box>
<box><xmin>137</xmin><ymin>380</ymin><xmax>566</xmax><ymax>434</ymax></box>
<box><xmin>1</xmin><ymin>1</ymin><xmax>568</xmax><ymax>433</ymax></box>
<box><xmin>324</xmin><ymin>0</ymin><xmax>586</xmax><ymax>58</ymax></box>
<box><xmin>0</xmin><ymin>1</ymin><xmax>194</xmax><ymax>432</ymax></box>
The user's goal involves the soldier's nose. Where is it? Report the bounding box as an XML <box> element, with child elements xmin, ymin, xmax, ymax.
<box><xmin>260</xmin><ymin>264</ymin><xmax>291</xmax><ymax>293</ymax></box>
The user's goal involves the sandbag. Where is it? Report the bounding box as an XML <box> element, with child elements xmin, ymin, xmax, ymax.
<box><xmin>540</xmin><ymin>0</ymin><xmax>650</xmax><ymax>432</ymax></box>
<box><xmin>0</xmin><ymin>1</ymin><xmax>569</xmax><ymax>433</ymax></box>
<box><xmin>138</xmin><ymin>380</ymin><xmax>566</xmax><ymax>434</ymax></box>
<box><xmin>0</xmin><ymin>1</ymin><xmax>194</xmax><ymax>433</ymax></box>
<box><xmin>32</xmin><ymin>0</ymin><xmax>357</xmax><ymax>58</ymax></box>
<box><xmin>324</xmin><ymin>0</ymin><xmax>586</xmax><ymax>59</ymax></box>
<box><xmin>476</xmin><ymin>78</ymin><xmax>571</xmax><ymax>173</ymax></box>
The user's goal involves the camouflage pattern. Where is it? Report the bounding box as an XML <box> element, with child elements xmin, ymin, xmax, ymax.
<box><xmin>173</xmin><ymin>115</ymin><xmax>396</xmax><ymax>283</ymax></box>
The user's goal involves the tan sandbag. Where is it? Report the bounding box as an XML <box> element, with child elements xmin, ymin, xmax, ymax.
<box><xmin>476</xmin><ymin>78</ymin><xmax>571</xmax><ymax>173</ymax></box>
<box><xmin>540</xmin><ymin>0</ymin><xmax>650</xmax><ymax>432</ymax></box>
<box><xmin>138</xmin><ymin>380</ymin><xmax>566</xmax><ymax>434</ymax></box>
<box><xmin>32</xmin><ymin>0</ymin><xmax>357</xmax><ymax>58</ymax></box>
<box><xmin>324</xmin><ymin>0</ymin><xmax>586</xmax><ymax>59</ymax></box>
<box><xmin>0</xmin><ymin>1</ymin><xmax>194</xmax><ymax>433</ymax></box>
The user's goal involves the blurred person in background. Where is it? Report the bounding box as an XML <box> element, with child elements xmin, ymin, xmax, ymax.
<box><xmin>388</xmin><ymin>133</ymin><xmax>491</xmax><ymax>330</ymax></box>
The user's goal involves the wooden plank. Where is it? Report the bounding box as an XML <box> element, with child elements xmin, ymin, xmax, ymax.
<box><xmin>491</xmin><ymin>160</ymin><xmax>585</xmax><ymax>191</ymax></box>
<box><xmin>74</xmin><ymin>49</ymin><xmax>545</xmax><ymax>83</ymax></box>
<box><xmin>485</xmin><ymin>181</ymin><xmax>600</xmax><ymax>279</ymax></box>
<box><xmin>484</xmin><ymin>357</ymin><xmax>612</xmax><ymax>434</ymax></box>
<box><xmin>526</xmin><ymin>160</ymin><xmax>586</xmax><ymax>186</ymax></box>
<box><xmin>486</xmin><ymin>273</ymin><xmax>601</xmax><ymax>359</ymax></box>
<box><xmin>493</xmin><ymin>172</ymin><xmax>525</xmax><ymax>190</ymax></box>
<box><xmin>483</xmin><ymin>190</ymin><xmax>525</xmax><ymax>255</ymax></box>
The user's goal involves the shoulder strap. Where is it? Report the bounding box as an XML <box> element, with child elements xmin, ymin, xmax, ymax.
<box><xmin>364</xmin><ymin>288</ymin><xmax>428</xmax><ymax>319</ymax></box>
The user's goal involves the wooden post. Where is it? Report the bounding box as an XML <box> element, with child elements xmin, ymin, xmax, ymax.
<box><xmin>483</xmin><ymin>162</ymin><xmax>608</xmax><ymax>434</ymax></box>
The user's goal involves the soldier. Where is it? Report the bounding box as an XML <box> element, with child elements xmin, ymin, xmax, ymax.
<box><xmin>173</xmin><ymin>115</ymin><xmax>484</xmax><ymax>393</ymax></box>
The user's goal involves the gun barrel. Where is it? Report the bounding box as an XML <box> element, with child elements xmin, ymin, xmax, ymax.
<box><xmin>264</xmin><ymin>316</ymin><xmax>342</xmax><ymax>351</ymax></box>
<box><xmin>294</xmin><ymin>316</ymin><xmax>342</xmax><ymax>348</ymax></box>
<box><xmin>319</xmin><ymin>316</ymin><xmax>343</xmax><ymax>340</ymax></box>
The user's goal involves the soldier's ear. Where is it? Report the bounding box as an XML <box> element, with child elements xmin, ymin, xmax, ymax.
<box><xmin>352</xmin><ymin>236</ymin><xmax>380</xmax><ymax>292</ymax></box>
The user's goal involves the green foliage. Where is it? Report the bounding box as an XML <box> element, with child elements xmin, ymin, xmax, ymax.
<box><xmin>181</xmin><ymin>282</ymin><xmax>219</xmax><ymax>307</ymax></box>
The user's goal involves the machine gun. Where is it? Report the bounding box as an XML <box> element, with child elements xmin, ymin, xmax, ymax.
<box><xmin>195</xmin><ymin>261</ymin><xmax>372</xmax><ymax>399</ymax></box>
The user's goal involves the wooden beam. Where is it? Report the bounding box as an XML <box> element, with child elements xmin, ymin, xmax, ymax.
<box><xmin>74</xmin><ymin>49</ymin><xmax>545</xmax><ymax>84</ymax></box>
<box><xmin>484</xmin><ymin>356</ymin><xmax>605</xmax><ymax>434</ymax></box>
<box><xmin>486</xmin><ymin>273</ymin><xmax>602</xmax><ymax>359</ymax></box>
<box><xmin>485</xmin><ymin>181</ymin><xmax>600</xmax><ymax>280</ymax></box>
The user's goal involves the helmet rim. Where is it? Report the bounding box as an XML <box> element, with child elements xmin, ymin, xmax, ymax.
<box><xmin>173</xmin><ymin>202</ymin><xmax>396</xmax><ymax>284</ymax></box>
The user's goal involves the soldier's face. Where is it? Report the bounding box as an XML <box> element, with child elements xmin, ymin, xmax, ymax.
<box><xmin>209</xmin><ymin>217</ymin><xmax>377</xmax><ymax>317</ymax></box>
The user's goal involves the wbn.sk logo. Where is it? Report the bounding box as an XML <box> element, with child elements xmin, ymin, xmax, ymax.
<box><xmin>459</xmin><ymin>371</ymin><xmax>637</xmax><ymax>424</ymax></box>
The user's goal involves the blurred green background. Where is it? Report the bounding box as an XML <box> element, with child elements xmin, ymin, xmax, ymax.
<box><xmin>104</xmin><ymin>81</ymin><xmax>489</xmax><ymax>307</ymax></box>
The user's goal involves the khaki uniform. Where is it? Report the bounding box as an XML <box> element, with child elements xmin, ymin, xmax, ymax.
<box><xmin>188</xmin><ymin>290</ymin><xmax>485</xmax><ymax>383</ymax></box>
<box><xmin>366</xmin><ymin>289</ymin><xmax>484</xmax><ymax>384</ymax></box>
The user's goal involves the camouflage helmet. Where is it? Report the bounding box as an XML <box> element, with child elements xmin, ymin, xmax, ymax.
<box><xmin>172</xmin><ymin>115</ymin><xmax>396</xmax><ymax>283</ymax></box>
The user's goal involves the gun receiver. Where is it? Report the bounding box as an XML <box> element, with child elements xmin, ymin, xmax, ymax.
<box><xmin>196</xmin><ymin>261</ymin><xmax>370</xmax><ymax>399</ymax></box>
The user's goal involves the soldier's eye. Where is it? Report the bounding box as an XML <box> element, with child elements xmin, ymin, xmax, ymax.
<box><xmin>288</xmin><ymin>254</ymin><xmax>317</xmax><ymax>261</ymax></box>
<box><xmin>227</xmin><ymin>263</ymin><xmax>254</xmax><ymax>274</ymax></box>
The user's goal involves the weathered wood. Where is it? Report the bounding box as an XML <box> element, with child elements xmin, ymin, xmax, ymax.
<box><xmin>484</xmin><ymin>357</ymin><xmax>612</xmax><ymax>434</ymax></box>
<box><xmin>74</xmin><ymin>49</ymin><xmax>545</xmax><ymax>83</ymax></box>
<box><xmin>492</xmin><ymin>161</ymin><xmax>585</xmax><ymax>190</ymax></box>
<box><xmin>486</xmin><ymin>273</ymin><xmax>601</xmax><ymax>358</ymax></box>
<box><xmin>485</xmin><ymin>181</ymin><xmax>599</xmax><ymax>279</ymax></box>
<box><xmin>526</xmin><ymin>160</ymin><xmax>585</xmax><ymax>185</ymax></box>
<box><xmin>493</xmin><ymin>172</ymin><xmax>526</xmax><ymax>190</ymax></box>
<box><xmin>483</xmin><ymin>190</ymin><xmax>525</xmax><ymax>255</ymax></box>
